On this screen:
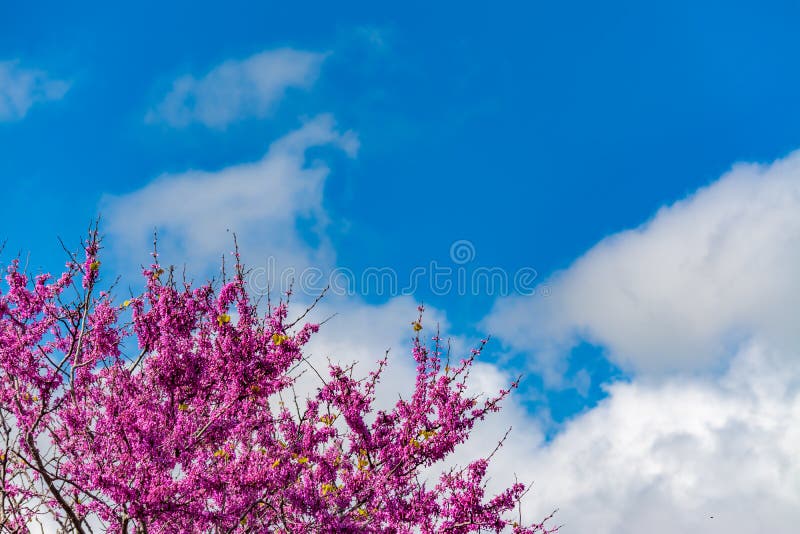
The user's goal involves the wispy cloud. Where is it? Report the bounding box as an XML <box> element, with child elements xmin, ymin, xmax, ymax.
<box><xmin>102</xmin><ymin>114</ymin><xmax>358</xmax><ymax>276</ymax></box>
<box><xmin>0</xmin><ymin>60</ymin><xmax>70</xmax><ymax>122</ymax></box>
<box><xmin>146</xmin><ymin>48</ymin><xmax>327</xmax><ymax>128</ymax></box>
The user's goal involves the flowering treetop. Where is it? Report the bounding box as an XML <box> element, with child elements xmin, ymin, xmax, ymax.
<box><xmin>0</xmin><ymin>231</ymin><xmax>556</xmax><ymax>533</ymax></box>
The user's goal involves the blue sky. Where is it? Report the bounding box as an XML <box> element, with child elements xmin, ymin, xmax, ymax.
<box><xmin>4</xmin><ymin>2</ymin><xmax>800</xmax><ymax>532</ymax></box>
<box><xmin>7</xmin><ymin>1</ymin><xmax>800</xmax><ymax>274</ymax></box>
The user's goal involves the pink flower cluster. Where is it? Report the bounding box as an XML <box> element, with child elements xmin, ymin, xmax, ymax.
<box><xmin>0</xmin><ymin>234</ymin><xmax>556</xmax><ymax>533</ymax></box>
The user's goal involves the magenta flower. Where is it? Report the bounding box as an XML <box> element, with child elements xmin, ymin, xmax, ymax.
<box><xmin>0</xmin><ymin>232</ymin><xmax>557</xmax><ymax>533</ymax></box>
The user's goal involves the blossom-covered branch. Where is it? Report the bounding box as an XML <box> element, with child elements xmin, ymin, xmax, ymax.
<box><xmin>0</xmin><ymin>231</ymin><xmax>557</xmax><ymax>533</ymax></box>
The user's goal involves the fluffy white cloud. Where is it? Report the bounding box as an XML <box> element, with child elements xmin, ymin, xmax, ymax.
<box><xmin>0</xmin><ymin>60</ymin><xmax>69</xmax><ymax>121</ymax></box>
<box><xmin>466</xmin><ymin>150</ymin><xmax>800</xmax><ymax>532</ymax></box>
<box><xmin>463</xmin><ymin>339</ymin><xmax>800</xmax><ymax>533</ymax></box>
<box><xmin>485</xmin><ymin>152</ymin><xmax>800</xmax><ymax>378</ymax></box>
<box><xmin>146</xmin><ymin>48</ymin><xmax>327</xmax><ymax>128</ymax></box>
<box><xmin>101</xmin><ymin>114</ymin><xmax>358</xmax><ymax>278</ymax></box>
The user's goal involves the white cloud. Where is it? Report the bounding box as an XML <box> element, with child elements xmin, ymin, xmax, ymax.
<box><xmin>466</xmin><ymin>150</ymin><xmax>800</xmax><ymax>532</ymax></box>
<box><xmin>464</xmin><ymin>340</ymin><xmax>800</xmax><ymax>534</ymax></box>
<box><xmin>484</xmin><ymin>151</ymin><xmax>800</xmax><ymax>378</ymax></box>
<box><xmin>101</xmin><ymin>114</ymin><xmax>358</xmax><ymax>278</ymax></box>
<box><xmin>146</xmin><ymin>48</ymin><xmax>327</xmax><ymax>128</ymax></box>
<box><xmin>0</xmin><ymin>60</ymin><xmax>69</xmax><ymax>122</ymax></box>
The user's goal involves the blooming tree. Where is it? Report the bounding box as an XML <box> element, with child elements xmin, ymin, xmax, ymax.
<box><xmin>0</xmin><ymin>232</ymin><xmax>556</xmax><ymax>533</ymax></box>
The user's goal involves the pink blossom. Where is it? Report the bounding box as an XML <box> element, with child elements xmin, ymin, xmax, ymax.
<box><xmin>0</xmin><ymin>233</ymin><xmax>557</xmax><ymax>533</ymax></box>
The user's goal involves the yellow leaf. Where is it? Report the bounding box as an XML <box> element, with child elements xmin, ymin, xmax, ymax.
<box><xmin>217</xmin><ymin>313</ymin><xmax>231</xmax><ymax>326</ymax></box>
<box><xmin>89</xmin><ymin>260</ymin><xmax>101</xmax><ymax>272</ymax></box>
<box><xmin>319</xmin><ymin>414</ymin><xmax>336</xmax><ymax>426</ymax></box>
<box><xmin>272</xmin><ymin>333</ymin><xmax>289</xmax><ymax>345</ymax></box>
<box><xmin>412</xmin><ymin>321</ymin><xmax>422</xmax><ymax>332</ymax></box>
<box><xmin>178</xmin><ymin>403</ymin><xmax>188</xmax><ymax>411</ymax></box>
<box><xmin>418</xmin><ymin>429</ymin><xmax>436</xmax><ymax>440</ymax></box>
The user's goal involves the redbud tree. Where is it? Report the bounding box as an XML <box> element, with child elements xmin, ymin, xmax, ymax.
<box><xmin>0</xmin><ymin>232</ymin><xmax>556</xmax><ymax>533</ymax></box>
